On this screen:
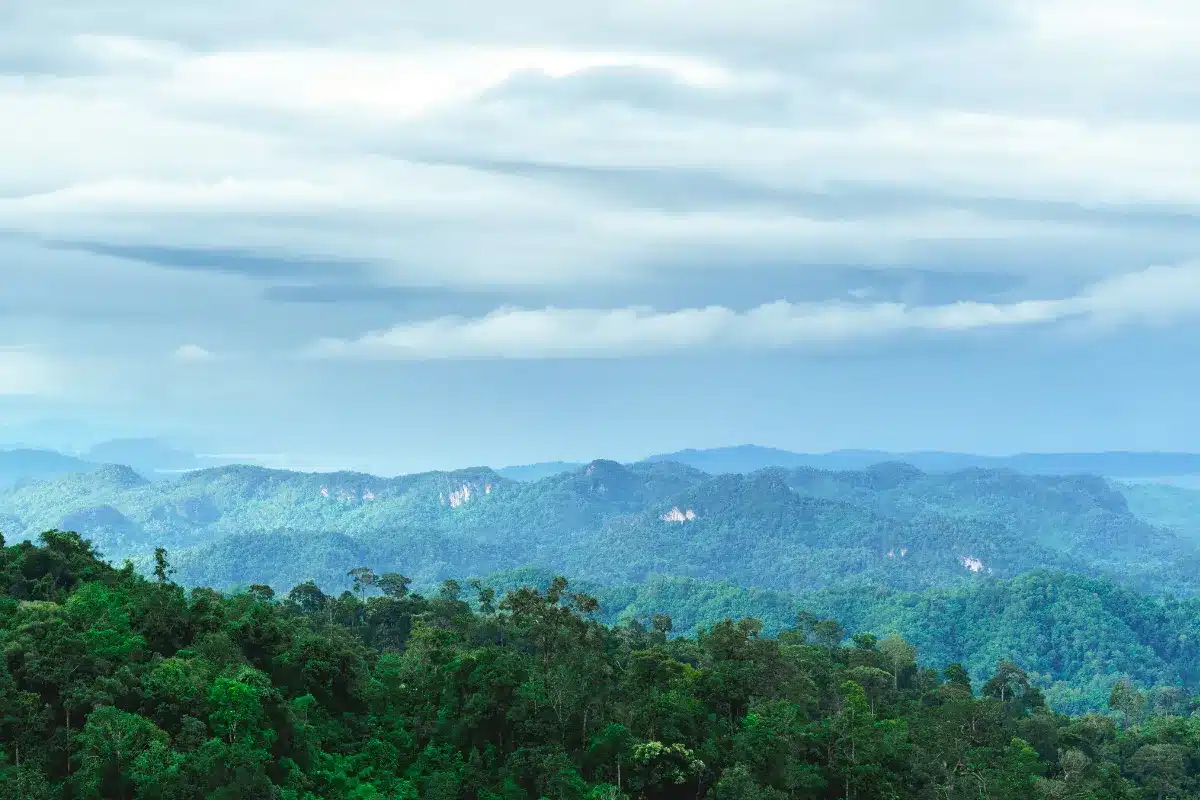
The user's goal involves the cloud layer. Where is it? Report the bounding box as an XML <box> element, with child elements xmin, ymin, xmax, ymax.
<box><xmin>3</xmin><ymin>0</ymin><xmax>1200</xmax><ymax>465</ymax></box>
<box><xmin>309</xmin><ymin>262</ymin><xmax>1200</xmax><ymax>359</ymax></box>
<box><xmin>4</xmin><ymin>0</ymin><xmax>1200</xmax><ymax>299</ymax></box>
<box><xmin>0</xmin><ymin>348</ymin><xmax>58</xmax><ymax>396</ymax></box>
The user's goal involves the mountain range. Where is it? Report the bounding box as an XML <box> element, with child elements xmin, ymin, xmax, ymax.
<box><xmin>501</xmin><ymin>444</ymin><xmax>1200</xmax><ymax>481</ymax></box>
<box><xmin>4</xmin><ymin>449</ymin><xmax>1200</xmax><ymax>712</ymax></box>
<box><xmin>2</xmin><ymin>455</ymin><xmax>1197</xmax><ymax>596</ymax></box>
<box><xmin>8</xmin><ymin>439</ymin><xmax>1200</xmax><ymax>492</ymax></box>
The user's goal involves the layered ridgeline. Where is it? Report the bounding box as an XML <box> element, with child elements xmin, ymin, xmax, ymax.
<box><xmin>504</xmin><ymin>446</ymin><xmax>1200</xmax><ymax>481</ymax></box>
<box><xmin>0</xmin><ymin>459</ymin><xmax>1195</xmax><ymax>596</ymax></box>
<box><xmin>5</xmin><ymin>459</ymin><xmax>1200</xmax><ymax>714</ymax></box>
<box><xmin>0</xmin><ymin>448</ymin><xmax>97</xmax><ymax>490</ymax></box>
<box><xmin>3</xmin><ymin>532</ymin><xmax>1200</xmax><ymax>799</ymax></box>
<box><xmin>445</xmin><ymin>566</ymin><xmax>1200</xmax><ymax>716</ymax></box>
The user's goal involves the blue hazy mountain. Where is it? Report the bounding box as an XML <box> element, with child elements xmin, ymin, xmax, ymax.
<box><xmin>0</xmin><ymin>448</ymin><xmax>97</xmax><ymax>489</ymax></box>
<box><xmin>496</xmin><ymin>461</ymin><xmax>586</xmax><ymax>481</ymax></box>
<box><xmin>82</xmin><ymin>437</ymin><xmax>203</xmax><ymax>476</ymax></box>
<box><xmin>499</xmin><ymin>445</ymin><xmax>1200</xmax><ymax>482</ymax></box>
<box><xmin>3</xmin><ymin>457</ymin><xmax>1196</xmax><ymax>601</ymax></box>
<box><xmin>644</xmin><ymin>445</ymin><xmax>1200</xmax><ymax>478</ymax></box>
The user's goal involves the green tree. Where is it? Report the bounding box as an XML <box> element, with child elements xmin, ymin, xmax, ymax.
<box><xmin>73</xmin><ymin>706</ymin><xmax>169</xmax><ymax>800</ymax></box>
<box><xmin>152</xmin><ymin>547</ymin><xmax>174</xmax><ymax>583</ymax></box>
<box><xmin>878</xmin><ymin>633</ymin><xmax>916</xmax><ymax>690</ymax></box>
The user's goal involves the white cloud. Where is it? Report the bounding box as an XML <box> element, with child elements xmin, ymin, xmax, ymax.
<box><xmin>173</xmin><ymin>344</ymin><xmax>216</xmax><ymax>362</ymax></box>
<box><xmin>0</xmin><ymin>0</ymin><xmax>1199</xmax><ymax>296</ymax></box>
<box><xmin>307</xmin><ymin>262</ymin><xmax>1200</xmax><ymax>360</ymax></box>
<box><xmin>2</xmin><ymin>0</ymin><xmax>1200</xmax><ymax>395</ymax></box>
<box><xmin>0</xmin><ymin>347</ymin><xmax>59</xmax><ymax>395</ymax></box>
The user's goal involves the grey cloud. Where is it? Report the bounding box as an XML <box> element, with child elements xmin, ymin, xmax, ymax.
<box><xmin>422</xmin><ymin>154</ymin><xmax>1200</xmax><ymax>232</ymax></box>
<box><xmin>1</xmin><ymin>0</ymin><xmax>1010</xmax><ymax>56</ymax></box>
<box><xmin>47</xmin><ymin>241</ymin><xmax>376</xmax><ymax>280</ymax></box>
<box><xmin>0</xmin><ymin>32</ymin><xmax>93</xmax><ymax>76</ymax></box>
<box><xmin>260</xmin><ymin>284</ymin><xmax>521</xmax><ymax>317</ymax></box>
<box><xmin>1</xmin><ymin>0</ymin><xmax>1198</xmax><ymax>373</ymax></box>
<box><xmin>476</xmin><ymin>66</ymin><xmax>798</xmax><ymax>124</ymax></box>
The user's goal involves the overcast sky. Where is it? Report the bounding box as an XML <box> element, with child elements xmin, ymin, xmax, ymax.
<box><xmin>2</xmin><ymin>0</ymin><xmax>1199</xmax><ymax>473</ymax></box>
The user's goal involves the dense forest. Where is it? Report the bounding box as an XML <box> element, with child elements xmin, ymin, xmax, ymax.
<box><xmin>6</xmin><ymin>459</ymin><xmax>1200</xmax><ymax>719</ymax></box>
<box><xmin>3</xmin><ymin>532</ymin><xmax>1200</xmax><ymax>799</ymax></box>
<box><xmin>3</xmin><ymin>461</ymin><xmax>1197</xmax><ymax>599</ymax></box>
<box><xmin>472</xmin><ymin>567</ymin><xmax>1200</xmax><ymax>716</ymax></box>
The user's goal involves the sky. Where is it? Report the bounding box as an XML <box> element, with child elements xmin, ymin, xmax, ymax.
<box><xmin>2</xmin><ymin>0</ymin><xmax>1200</xmax><ymax>474</ymax></box>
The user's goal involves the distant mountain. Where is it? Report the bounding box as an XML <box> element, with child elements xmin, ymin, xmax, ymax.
<box><xmin>646</xmin><ymin>445</ymin><xmax>1200</xmax><ymax>478</ymax></box>
<box><xmin>0</xmin><ymin>448</ymin><xmax>97</xmax><ymax>489</ymax></box>
<box><xmin>5</xmin><ymin>457</ymin><xmax>1196</xmax><ymax>599</ymax></box>
<box><xmin>471</xmin><ymin>446</ymin><xmax>1200</xmax><ymax>484</ymax></box>
<box><xmin>82</xmin><ymin>437</ymin><xmax>202</xmax><ymax>477</ymax></box>
<box><xmin>645</xmin><ymin>445</ymin><xmax>822</xmax><ymax>473</ymax></box>
<box><xmin>1121</xmin><ymin>481</ymin><xmax>1200</xmax><ymax>539</ymax></box>
<box><xmin>496</xmin><ymin>461</ymin><xmax>585</xmax><ymax>482</ymax></box>
<box><xmin>0</xmin><ymin>418</ymin><xmax>108</xmax><ymax>453</ymax></box>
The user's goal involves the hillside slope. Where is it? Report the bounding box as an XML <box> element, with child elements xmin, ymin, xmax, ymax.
<box><xmin>0</xmin><ymin>448</ymin><xmax>97</xmax><ymax>489</ymax></box>
<box><xmin>9</xmin><ymin>458</ymin><xmax>1194</xmax><ymax>598</ymax></box>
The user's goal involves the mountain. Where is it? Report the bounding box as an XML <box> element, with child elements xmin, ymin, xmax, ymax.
<box><xmin>1121</xmin><ymin>481</ymin><xmax>1200</xmax><ymax>538</ymax></box>
<box><xmin>82</xmin><ymin>437</ymin><xmax>203</xmax><ymax>477</ymax></box>
<box><xmin>799</xmin><ymin>569</ymin><xmax>1200</xmax><ymax>715</ymax></box>
<box><xmin>471</xmin><ymin>565</ymin><xmax>1200</xmax><ymax>715</ymax></box>
<box><xmin>645</xmin><ymin>445</ymin><xmax>841</xmax><ymax>473</ymax></box>
<box><xmin>7</xmin><ymin>532</ymin><xmax>1199</xmax><ymax>798</ymax></box>
<box><xmin>6</xmin><ymin>458</ymin><xmax>1196</xmax><ymax>600</ymax></box>
<box><xmin>0</xmin><ymin>448</ymin><xmax>97</xmax><ymax>489</ymax></box>
<box><xmin>646</xmin><ymin>445</ymin><xmax>1200</xmax><ymax>478</ymax></box>
<box><xmin>496</xmin><ymin>460</ymin><xmax>585</xmax><ymax>481</ymax></box>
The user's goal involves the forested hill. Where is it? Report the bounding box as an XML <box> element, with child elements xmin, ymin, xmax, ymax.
<box><xmin>0</xmin><ymin>448</ymin><xmax>96</xmax><ymax>490</ymax></box>
<box><xmin>460</xmin><ymin>566</ymin><xmax>1200</xmax><ymax>716</ymax></box>
<box><xmin>1</xmin><ymin>459</ymin><xmax>1196</xmax><ymax>598</ymax></box>
<box><xmin>507</xmin><ymin>447</ymin><xmax>1200</xmax><ymax>481</ymax></box>
<box><xmin>3</xmin><ymin>531</ymin><xmax>1199</xmax><ymax>799</ymax></box>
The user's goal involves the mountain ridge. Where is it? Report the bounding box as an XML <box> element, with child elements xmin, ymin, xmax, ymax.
<box><xmin>6</xmin><ymin>456</ymin><xmax>1195</xmax><ymax>600</ymax></box>
<box><xmin>500</xmin><ymin>445</ymin><xmax>1200</xmax><ymax>481</ymax></box>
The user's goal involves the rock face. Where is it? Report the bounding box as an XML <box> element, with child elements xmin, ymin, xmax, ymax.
<box><xmin>447</xmin><ymin>484</ymin><xmax>473</xmax><ymax>508</ymax></box>
<box><xmin>439</xmin><ymin>481</ymin><xmax>495</xmax><ymax>508</ymax></box>
<box><xmin>660</xmin><ymin>507</ymin><xmax>697</xmax><ymax>523</ymax></box>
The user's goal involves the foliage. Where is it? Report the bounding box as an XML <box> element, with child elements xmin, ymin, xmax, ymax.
<box><xmin>1</xmin><ymin>534</ymin><xmax>1200</xmax><ymax>798</ymax></box>
<box><xmin>3</xmin><ymin>461</ymin><xmax>1196</xmax><ymax>600</ymax></box>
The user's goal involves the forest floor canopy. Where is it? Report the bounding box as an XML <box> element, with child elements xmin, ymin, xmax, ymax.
<box><xmin>2</xmin><ymin>531</ymin><xmax>1200</xmax><ymax>799</ymax></box>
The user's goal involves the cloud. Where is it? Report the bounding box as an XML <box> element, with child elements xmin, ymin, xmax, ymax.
<box><xmin>49</xmin><ymin>241</ymin><xmax>374</xmax><ymax>280</ymax></box>
<box><xmin>0</xmin><ymin>347</ymin><xmax>59</xmax><ymax>395</ymax></box>
<box><xmin>2</xmin><ymin>0</ymin><xmax>1200</xmax><ymax>417</ymax></box>
<box><xmin>173</xmin><ymin>344</ymin><xmax>216</xmax><ymax>362</ymax></box>
<box><xmin>1</xmin><ymin>1</ymin><xmax>1199</xmax><ymax>302</ymax></box>
<box><xmin>306</xmin><ymin>262</ymin><xmax>1200</xmax><ymax>360</ymax></box>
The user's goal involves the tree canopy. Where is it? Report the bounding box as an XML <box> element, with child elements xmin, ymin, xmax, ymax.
<box><xmin>1</xmin><ymin>531</ymin><xmax>1199</xmax><ymax>798</ymax></box>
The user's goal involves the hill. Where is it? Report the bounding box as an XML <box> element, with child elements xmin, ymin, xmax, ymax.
<box><xmin>1120</xmin><ymin>481</ymin><xmax>1200</xmax><ymax>539</ymax></box>
<box><xmin>0</xmin><ymin>448</ymin><xmax>97</xmax><ymax>490</ymax></box>
<box><xmin>6</xmin><ymin>459</ymin><xmax>1196</xmax><ymax>599</ymax></box>
<box><xmin>497</xmin><ymin>460</ymin><xmax>586</xmax><ymax>481</ymax></box>
<box><xmin>646</xmin><ymin>445</ymin><xmax>1200</xmax><ymax>478</ymax></box>
<box><xmin>82</xmin><ymin>436</ymin><xmax>203</xmax><ymax>476</ymax></box>
<box><xmin>465</xmin><ymin>566</ymin><xmax>1200</xmax><ymax>715</ymax></box>
<box><xmin>2</xmin><ymin>532</ymin><xmax>1198</xmax><ymax>798</ymax></box>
